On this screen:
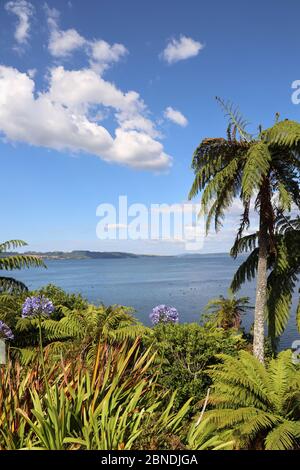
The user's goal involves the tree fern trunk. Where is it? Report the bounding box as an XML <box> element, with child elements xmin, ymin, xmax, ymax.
<box><xmin>253</xmin><ymin>195</ymin><xmax>269</xmax><ymax>363</ymax></box>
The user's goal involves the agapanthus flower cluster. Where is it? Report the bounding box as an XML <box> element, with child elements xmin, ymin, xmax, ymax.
<box><xmin>0</xmin><ymin>320</ymin><xmax>14</xmax><ymax>340</ymax></box>
<box><xmin>150</xmin><ymin>305</ymin><xmax>179</xmax><ymax>325</ymax></box>
<box><xmin>22</xmin><ymin>295</ymin><xmax>54</xmax><ymax>318</ymax></box>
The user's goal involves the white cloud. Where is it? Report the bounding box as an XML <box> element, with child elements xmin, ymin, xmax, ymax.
<box><xmin>5</xmin><ymin>0</ymin><xmax>34</xmax><ymax>46</ymax></box>
<box><xmin>46</xmin><ymin>5</ymin><xmax>86</xmax><ymax>57</ymax></box>
<box><xmin>48</xmin><ymin>67</ymin><xmax>160</xmax><ymax>138</ymax></box>
<box><xmin>1</xmin><ymin>6</ymin><xmax>171</xmax><ymax>170</ymax></box>
<box><xmin>49</xmin><ymin>28</ymin><xmax>86</xmax><ymax>57</ymax></box>
<box><xmin>89</xmin><ymin>40</ymin><xmax>128</xmax><ymax>73</ymax></box>
<box><xmin>111</xmin><ymin>128</ymin><xmax>169</xmax><ymax>169</ymax></box>
<box><xmin>161</xmin><ymin>35</ymin><xmax>204</xmax><ymax>64</ymax></box>
<box><xmin>164</xmin><ymin>106</ymin><xmax>188</xmax><ymax>127</ymax></box>
<box><xmin>0</xmin><ymin>65</ymin><xmax>171</xmax><ymax>171</ymax></box>
<box><xmin>48</xmin><ymin>66</ymin><xmax>137</xmax><ymax>111</ymax></box>
<box><xmin>45</xmin><ymin>6</ymin><xmax>128</xmax><ymax>73</ymax></box>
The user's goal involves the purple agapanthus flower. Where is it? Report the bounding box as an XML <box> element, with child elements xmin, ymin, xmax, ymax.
<box><xmin>0</xmin><ymin>320</ymin><xmax>14</xmax><ymax>340</ymax></box>
<box><xmin>22</xmin><ymin>295</ymin><xmax>54</xmax><ymax>318</ymax></box>
<box><xmin>150</xmin><ymin>305</ymin><xmax>179</xmax><ymax>325</ymax></box>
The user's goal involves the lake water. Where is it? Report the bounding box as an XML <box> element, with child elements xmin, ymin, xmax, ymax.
<box><xmin>8</xmin><ymin>254</ymin><xmax>299</xmax><ymax>349</ymax></box>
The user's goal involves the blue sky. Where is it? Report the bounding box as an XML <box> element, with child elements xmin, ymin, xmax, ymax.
<box><xmin>1</xmin><ymin>0</ymin><xmax>300</xmax><ymax>254</ymax></box>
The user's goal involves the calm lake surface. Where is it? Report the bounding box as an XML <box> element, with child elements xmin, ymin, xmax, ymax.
<box><xmin>9</xmin><ymin>254</ymin><xmax>299</xmax><ymax>349</ymax></box>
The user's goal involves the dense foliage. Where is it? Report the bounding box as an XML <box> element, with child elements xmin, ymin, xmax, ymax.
<box><xmin>204</xmin><ymin>350</ymin><xmax>300</xmax><ymax>450</ymax></box>
<box><xmin>0</xmin><ymin>281</ymin><xmax>299</xmax><ymax>450</ymax></box>
<box><xmin>143</xmin><ymin>322</ymin><xmax>246</xmax><ymax>410</ymax></box>
<box><xmin>0</xmin><ymin>338</ymin><xmax>235</xmax><ymax>450</ymax></box>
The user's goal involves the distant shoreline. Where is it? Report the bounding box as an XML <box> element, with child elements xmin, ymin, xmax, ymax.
<box><xmin>4</xmin><ymin>250</ymin><xmax>232</xmax><ymax>260</ymax></box>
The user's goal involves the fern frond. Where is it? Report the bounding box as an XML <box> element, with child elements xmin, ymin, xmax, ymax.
<box><xmin>0</xmin><ymin>255</ymin><xmax>46</xmax><ymax>271</ymax></box>
<box><xmin>262</xmin><ymin>120</ymin><xmax>300</xmax><ymax>147</ymax></box>
<box><xmin>230</xmin><ymin>233</ymin><xmax>258</xmax><ymax>258</ymax></box>
<box><xmin>216</xmin><ymin>97</ymin><xmax>252</xmax><ymax>141</ymax></box>
<box><xmin>204</xmin><ymin>350</ymin><xmax>300</xmax><ymax>449</ymax></box>
<box><xmin>242</xmin><ymin>142</ymin><xmax>271</xmax><ymax>200</ymax></box>
<box><xmin>265</xmin><ymin>421</ymin><xmax>300</xmax><ymax>450</ymax></box>
<box><xmin>0</xmin><ymin>240</ymin><xmax>28</xmax><ymax>252</ymax></box>
<box><xmin>230</xmin><ymin>248</ymin><xmax>259</xmax><ymax>292</ymax></box>
<box><xmin>0</xmin><ymin>276</ymin><xmax>28</xmax><ymax>293</ymax></box>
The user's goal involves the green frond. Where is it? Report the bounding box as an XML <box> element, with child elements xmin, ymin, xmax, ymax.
<box><xmin>277</xmin><ymin>182</ymin><xmax>293</xmax><ymax>211</ymax></box>
<box><xmin>265</xmin><ymin>421</ymin><xmax>300</xmax><ymax>450</ymax></box>
<box><xmin>41</xmin><ymin>316</ymin><xmax>83</xmax><ymax>341</ymax></box>
<box><xmin>204</xmin><ymin>295</ymin><xmax>250</xmax><ymax>329</ymax></box>
<box><xmin>189</xmin><ymin>137</ymin><xmax>249</xmax><ymax>194</ymax></box>
<box><xmin>262</xmin><ymin>120</ymin><xmax>300</xmax><ymax>147</ymax></box>
<box><xmin>276</xmin><ymin>215</ymin><xmax>300</xmax><ymax>234</ymax></box>
<box><xmin>241</xmin><ymin>142</ymin><xmax>271</xmax><ymax>200</ymax></box>
<box><xmin>204</xmin><ymin>407</ymin><xmax>274</xmax><ymax>430</ymax></box>
<box><xmin>268</xmin><ymin>350</ymin><xmax>297</xmax><ymax>411</ymax></box>
<box><xmin>188</xmin><ymin>170</ymin><xmax>203</xmax><ymax>200</ymax></box>
<box><xmin>238</xmin><ymin>412</ymin><xmax>280</xmax><ymax>439</ymax></box>
<box><xmin>272</xmin><ymin>161</ymin><xmax>300</xmax><ymax>209</ymax></box>
<box><xmin>204</xmin><ymin>350</ymin><xmax>300</xmax><ymax>449</ymax></box>
<box><xmin>0</xmin><ymin>240</ymin><xmax>28</xmax><ymax>252</ymax></box>
<box><xmin>230</xmin><ymin>232</ymin><xmax>258</xmax><ymax>258</ymax></box>
<box><xmin>216</xmin><ymin>97</ymin><xmax>252</xmax><ymax>141</ymax></box>
<box><xmin>230</xmin><ymin>248</ymin><xmax>259</xmax><ymax>292</ymax></box>
<box><xmin>204</xmin><ymin>178</ymin><xmax>239</xmax><ymax>233</ymax></box>
<box><xmin>200</xmin><ymin>156</ymin><xmax>240</xmax><ymax>215</ymax></box>
<box><xmin>267</xmin><ymin>233</ymin><xmax>300</xmax><ymax>341</ymax></box>
<box><xmin>0</xmin><ymin>276</ymin><xmax>28</xmax><ymax>293</ymax></box>
<box><xmin>0</xmin><ymin>255</ymin><xmax>46</xmax><ymax>271</ymax></box>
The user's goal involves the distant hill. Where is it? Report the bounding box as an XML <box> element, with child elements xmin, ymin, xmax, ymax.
<box><xmin>4</xmin><ymin>250</ymin><xmax>151</xmax><ymax>260</ymax></box>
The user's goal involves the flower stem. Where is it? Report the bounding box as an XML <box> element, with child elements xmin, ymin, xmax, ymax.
<box><xmin>38</xmin><ymin>317</ymin><xmax>51</xmax><ymax>399</ymax></box>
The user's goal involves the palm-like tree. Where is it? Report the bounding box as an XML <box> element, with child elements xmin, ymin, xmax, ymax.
<box><xmin>203</xmin><ymin>350</ymin><xmax>300</xmax><ymax>450</ymax></box>
<box><xmin>204</xmin><ymin>295</ymin><xmax>251</xmax><ymax>330</ymax></box>
<box><xmin>0</xmin><ymin>240</ymin><xmax>45</xmax><ymax>292</ymax></box>
<box><xmin>189</xmin><ymin>99</ymin><xmax>300</xmax><ymax>362</ymax></box>
<box><xmin>231</xmin><ymin>216</ymin><xmax>300</xmax><ymax>349</ymax></box>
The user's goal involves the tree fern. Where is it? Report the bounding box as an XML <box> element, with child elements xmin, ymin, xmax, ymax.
<box><xmin>204</xmin><ymin>295</ymin><xmax>252</xmax><ymax>330</ymax></box>
<box><xmin>189</xmin><ymin>99</ymin><xmax>300</xmax><ymax>361</ymax></box>
<box><xmin>203</xmin><ymin>350</ymin><xmax>300</xmax><ymax>449</ymax></box>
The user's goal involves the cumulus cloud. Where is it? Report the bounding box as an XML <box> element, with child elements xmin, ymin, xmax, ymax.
<box><xmin>45</xmin><ymin>6</ymin><xmax>128</xmax><ymax>72</ymax></box>
<box><xmin>0</xmin><ymin>65</ymin><xmax>171</xmax><ymax>170</ymax></box>
<box><xmin>164</xmin><ymin>106</ymin><xmax>188</xmax><ymax>127</ymax></box>
<box><xmin>49</xmin><ymin>28</ymin><xmax>86</xmax><ymax>57</ymax></box>
<box><xmin>89</xmin><ymin>40</ymin><xmax>128</xmax><ymax>73</ymax></box>
<box><xmin>161</xmin><ymin>35</ymin><xmax>204</xmax><ymax>64</ymax></box>
<box><xmin>47</xmin><ymin>67</ymin><xmax>158</xmax><ymax>138</ymax></box>
<box><xmin>46</xmin><ymin>5</ymin><xmax>86</xmax><ymax>57</ymax></box>
<box><xmin>1</xmin><ymin>6</ymin><xmax>171</xmax><ymax>170</ymax></box>
<box><xmin>5</xmin><ymin>0</ymin><xmax>34</xmax><ymax>46</ymax></box>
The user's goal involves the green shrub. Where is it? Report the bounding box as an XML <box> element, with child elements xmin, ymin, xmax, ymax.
<box><xmin>143</xmin><ymin>322</ymin><xmax>247</xmax><ymax>410</ymax></box>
